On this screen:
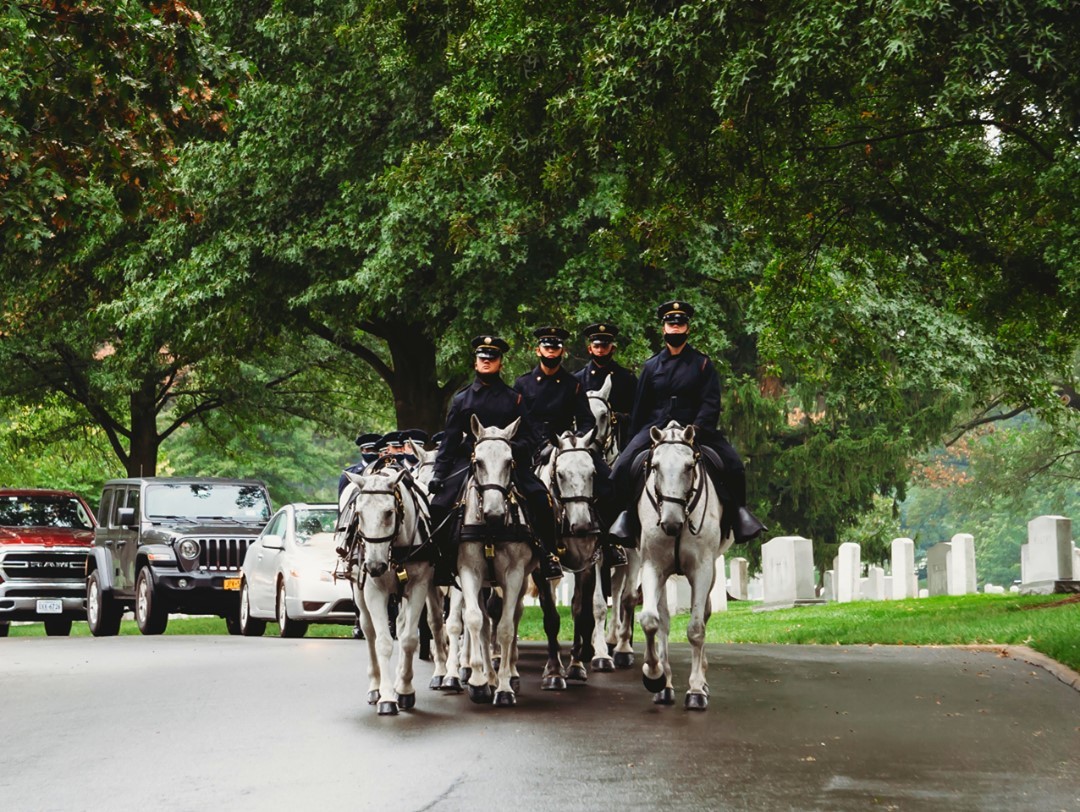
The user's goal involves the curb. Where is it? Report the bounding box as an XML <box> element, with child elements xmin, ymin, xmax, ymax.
<box><xmin>951</xmin><ymin>644</ymin><xmax>1080</xmax><ymax>693</ymax></box>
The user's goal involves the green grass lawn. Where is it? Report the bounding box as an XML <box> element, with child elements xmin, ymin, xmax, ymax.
<box><xmin>8</xmin><ymin>593</ymin><xmax>1080</xmax><ymax>672</ymax></box>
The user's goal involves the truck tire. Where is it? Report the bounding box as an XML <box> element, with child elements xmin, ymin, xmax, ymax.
<box><xmin>87</xmin><ymin>570</ymin><xmax>122</xmax><ymax>637</ymax></box>
<box><xmin>277</xmin><ymin>580</ymin><xmax>307</xmax><ymax>639</ymax></box>
<box><xmin>135</xmin><ymin>567</ymin><xmax>168</xmax><ymax>635</ymax></box>
<box><xmin>0</xmin><ymin>622</ymin><xmax>9</xmax><ymax>638</ymax></box>
<box><xmin>239</xmin><ymin>581</ymin><xmax>266</xmax><ymax>637</ymax></box>
<box><xmin>43</xmin><ymin>617</ymin><xmax>73</xmax><ymax>636</ymax></box>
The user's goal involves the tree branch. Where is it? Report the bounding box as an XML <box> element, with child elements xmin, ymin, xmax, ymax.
<box><xmin>944</xmin><ymin>404</ymin><xmax>1029</xmax><ymax>447</ymax></box>
<box><xmin>299</xmin><ymin>316</ymin><xmax>395</xmax><ymax>385</ymax></box>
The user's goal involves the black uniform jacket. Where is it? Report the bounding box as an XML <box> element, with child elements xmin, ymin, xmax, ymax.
<box><xmin>432</xmin><ymin>375</ymin><xmax>539</xmax><ymax>483</ymax></box>
<box><xmin>574</xmin><ymin>358</ymin><xmax>638</xmax><ymax>416</ymax></box>
<box><xmin>628</xmin><ymin>344</ymin><xmax>721</xmax><ymax>438</ymax></box>
<box><xmin>514</xmin><ymin>365</ymin><xmax>595</xmax><ymax>444</ymax></box>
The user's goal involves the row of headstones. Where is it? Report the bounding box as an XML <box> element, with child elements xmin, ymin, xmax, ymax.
<box><xmin>756</xmin><ymin>515</ymin><xmax>1078</xmax><ymax>610</ymax></box>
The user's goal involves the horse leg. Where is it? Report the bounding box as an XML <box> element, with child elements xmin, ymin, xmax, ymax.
<box><xmin>638</xmin><ymin>556</ymin><xmax>669</xmax><ymax>698</ymax></box>
<box><xmin>363</xmin><ymin>579</ymin><xmax>399</xmax><ymax>715</ymax></box>
<box><xmin>535</xmin><ymin>571</ymin><xmax>566</xmax><ymax>690</ymax></box>
<box><xmin>493</xmin><ymin>554</ymin><xmax>527</xmax><ymax>706</ymax></box>
<box><xmin>458</xmin><ymin>547</ymin><xmax>494</xmax><ymax>704</ymax></box>
<box><xmin>567</xmin><ymin>567</ymin><xmax>594</xmax><ymax>682</ymax></box>
<box><xmin>612</xmin><ymin>549</ymin><xmax>640</xmax><ymax>667</ymax></box>
<box><xmin>685</xmin><ymin>554</ymin><xmax>715</xmax><ymax>710</ymax></box>
<box><xmin>653</xmin><ymin>580</ymin><xmax>675</xmax><ymax>705</ymax></box>
<box><xmin>591</xmin><ymin>563</ymin><xmax>614</xmax><ymax>672</ymax></box>
<box><xmin>443</xmin><ymin>587</ymin><xmax>465</xmax><ymax>692</ymax></box>
<box><xmin>425</xmin><ymin>583</ymin><xmax>450</xmax><ymax>690</ymax></box>
<box><xmin>354</xmin><ymin>583</ymin><xmax>382</xmax><ymax>706</ymax></box>
<box><xmin>394</xmin><ymin>571</ymin><xmax>430</xmax><ymax>709</ymax></box>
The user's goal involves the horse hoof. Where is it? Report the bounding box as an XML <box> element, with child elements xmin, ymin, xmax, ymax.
<box><xmin>653</xmin><ymin>688</ymin><xmax>675</xmax><ymax>705</ymax></box>
<box><xmin>467</xmin><ymin>683</ymin><xmax>493</xmax><ymax>704</ymax></box>
<box><xmin>541</xmin><ymin>676</ymin><xmax>567</xmax><ymax>691</ymax></box>
<box><xmin>441</xmin><ymin>676</ymin><xmax>463</xmax><ymax>693</ymax></box>
<box><xmin>492</xmin><ymin>656</ymin><xmax>501</xmax><ymax>671</ymax></box>
<box><xmin>685</xmin><ymin>692</ymin><xmax>708</xmax><ymax>711</ymax></box>
<box><xmin>642</xmin><ymin>672</ymin><xmax>667</xmax><ymax>693</ymax></box>
<box><xmin>397</xmin><ymin>692</ymin><xmax>416</xmax><ymax>710</ymax></box>
<box><xmin>566</xmin><ymin>664</ymin><xmax>588</xmax><ymax>682</ymax></box>
<box><xmin>429</xmin><ymin>676</ymin><xmax>443</xmax><ymax>690</ymax></box>
<box><xmin>592</xmin><ymin>657</ymin><xmax>614</xmax><ymax>673</ymax></box>
<box><xmin>509</xmin><ymin>676</ymin><xmax>521</xmax><ymax>694</ymax></box>
<box><xmin>459</xmin><ymin>667</ymin><xmax>472</xmax><ymax>681</ymax></box>
<box><xmin>613</xmin><ymin>652</ymin><xmax>634</xmax><ymax>669</ymax></box>
<box><xmin>377</xmin><ymin>701</ymin><xmax>399</xmax><ymax>716</ymax></box>
<box><xmin>493</xmin><ymin>690</ymin><xmax>516</xmax><ymax>707</ymax></box>
<box><xmin>366</xmin><ymin>690</ymin><xmax>379</xmax><ymax>706</ymax></box>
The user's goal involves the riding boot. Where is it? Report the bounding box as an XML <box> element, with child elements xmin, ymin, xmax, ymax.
<box><xmin>527</xmin><ymin>492</ymin><xmax>564</xmax><ymax>581</ymax></box>
<box><xmin>602</xmin><ymin>536</ymin><xmax>628</xmax><ymax>568</ymax></box>
<box><xmin>429</xmin><ymin>504</ymin><xmax>457</xmax><ymax>587</ymax></box>
<box><xmin>608</xmin><ymin>510</ymin><xmax>640</xmax><ymax>546</ymax></box>
<box><xmin>734</xmin><ymin>507</ymin><xmax>767</xmax><ymax>545</ymax></box>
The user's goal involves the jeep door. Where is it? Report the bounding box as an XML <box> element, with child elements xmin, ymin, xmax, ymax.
<box><xmin>112</xmin><ymin>487</ymin><xmax>140</xmax><ymax>596</ymax></box>
<box><xmin>248</xmin><ymin>509</ymin><xmax>287</xmax><ymax>614</ymax></box>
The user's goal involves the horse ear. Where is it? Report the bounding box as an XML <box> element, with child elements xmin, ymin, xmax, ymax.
<box><xmin>598</xmin><ymin>375</ymin><xmax>613</xmax><ymax>399</ymax></box>
<box><xmin>505</xmin><ymin>416</ymin><xmax>521</xmax><ymax>438</ymax></box>
<box><xmin>683</xmin><ymin>424</ymin><xmax>696</xmax><ymax>444</ymax></box>
<box><xmin>470</xmin><ymin>413</ymin><xmax>484</xmax><ymax>437</ymax></box>
<box><xmin>557</xmin><ymin>431</ymin><xmax>573</xmax><ymax>450</ymax></box>
<box><xmin>581</xmin><ymin>428</ymin><xmax>596</xmax><ymax>449</ymax></box>
<box><xmin>650</xmin><ymin>425</ymin><xmax>663</xmax><ymax>444</ymax></box>
<box><xmin>345</xmin><ymin>470</ymin><xmax>364</xmax><ymax>486</ymax></box>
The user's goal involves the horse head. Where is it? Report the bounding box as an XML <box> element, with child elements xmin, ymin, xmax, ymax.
<box><xmin>406</xmin><ymin>439</ymin><xmax>437</xmax><ymax>490</ymax></box>
<box><xmin>552</xmin><ymin>430</ymin><xmax>598</xmax><ymax>537</ymax></box>
<box><xmin>648</xmin><ymin>421</ymin><xmax>698</xmax><ymax>537</ymax></box>
<box><xmin>348</xmin><ymin>469</ymin><xmax>408</xmax><ymax>577</ymax></box>
<box><xmin>470</xmin><ymin>414</ymin><xmax>520</xmax><ymax>527</ymax></box>
<box><xmin>586</xmin><ymin>375</ymin><xmax>617</xmax><ymax>463</ymax></box>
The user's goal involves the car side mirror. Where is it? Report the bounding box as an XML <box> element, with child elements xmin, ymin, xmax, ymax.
<box><xmin>117</xmin><ymin>507</ymin><xmax>137</xmax><ymax>528</ymax></box>
<box><xmin>261</xmin><ymin>534</ymin><xmax>284</xmax><ymax>550</ymax></box>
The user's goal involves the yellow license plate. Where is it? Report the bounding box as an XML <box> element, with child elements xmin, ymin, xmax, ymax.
<box><xmin>223</xmin><ymin>578</ymin><xmax>241</xmax><ymax>591</ymax></box>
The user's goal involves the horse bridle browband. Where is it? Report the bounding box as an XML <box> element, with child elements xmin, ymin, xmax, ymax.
<box><xmin>469</xmin><ymin>436</ymin><xmax>517</xmax><ymax>521</ymax></box>
<box><xmin>647</xmin><ymin>438</ymin><xmax>706</xmax><ymax>534</ymax></box>
<box><xmin>548</xmin><ymin>445</ymin><xmax>600</xmax><ymax>536</ymax></box>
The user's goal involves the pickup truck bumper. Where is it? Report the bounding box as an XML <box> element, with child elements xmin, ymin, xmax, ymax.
<box><xmin>0</xmin><ymin>585</ymin><xmax>86</xmax><ymax>621</ymax></box>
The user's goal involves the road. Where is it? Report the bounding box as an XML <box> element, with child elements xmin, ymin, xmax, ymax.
<box><xmin>2</xmin><ymin>636</ymin><xmax>1079</xmax><ymax>811</ymax></box>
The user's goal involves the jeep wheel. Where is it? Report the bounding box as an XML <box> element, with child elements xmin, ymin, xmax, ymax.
<box><xmin>0</xmin><ymin>622</ymin><xmax>9</xmax><ymax>638</ymax></box>
<box><xmin>87</xmin><ymin>570</ymin><xmax>122</xmax><ymax>637</ymax></box>
<box><xmin>135</xmin><ymin>567</ymin><xmax>168</xmax><ymax>635</ymax></box>
<box><xmin>43</xmin><ymin>617</ymin><xmax>73</xmax><ymax>636</ymax></box>
<box><xmin>239</xmin><ymin>581</ymin><xmax>266</xmax><ymax>637</ymax></box>
<box><xmin>277</xmin><ymin>580</ymin><xmax>307</xmax><ymax>639</ymax></box>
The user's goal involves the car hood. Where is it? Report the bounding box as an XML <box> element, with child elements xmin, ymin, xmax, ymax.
<box><xmin>150</xmin><ymin>520</ymin><xmax>265</xmax><ymax>535</ymax></box>
<box><xmin>0</xmin><ymin>527</ymin><xmax>95</xmax><ymax>547</ymax></box>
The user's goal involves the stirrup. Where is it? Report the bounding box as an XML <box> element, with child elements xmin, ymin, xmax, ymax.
<box><xmin>539</xmin><ymin>554</ymin><xmax>564</xmax><ymax>581</ymax></box>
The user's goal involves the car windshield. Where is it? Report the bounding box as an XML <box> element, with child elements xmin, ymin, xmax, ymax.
<box><xmin>0</xmin><ymin>495</ymin><xmax>94</xmax><ymax>530</ymax></box>
<box><xmin>294</xmin><ymin>508</ymin><xmax>338</xmax><ymax>545</ymax></box>
<box><xmin>145</xmin><ymin>484</ymin><xmax>271</xmax><ymax>523</ymax></box>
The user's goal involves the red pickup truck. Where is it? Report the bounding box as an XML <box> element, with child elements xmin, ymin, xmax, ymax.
<box><xmin>0</xmin><ymin>488</ymin><xmax>97</xmax><ymax>636</ymax></box>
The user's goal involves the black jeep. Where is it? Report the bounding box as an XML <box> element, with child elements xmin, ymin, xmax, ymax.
<box><xmin>85</xmin><ymin>477</ymin><xmax>272</xmax><ymax>636</ymax></box>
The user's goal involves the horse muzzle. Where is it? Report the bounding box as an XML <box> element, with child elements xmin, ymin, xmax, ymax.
<box><xmin>364</xmin><ymin>561</ymin><xmax>388</xmax><ymax>577</ymax></box>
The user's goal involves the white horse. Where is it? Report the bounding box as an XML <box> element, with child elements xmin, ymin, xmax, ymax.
<box><xmin>342</xmin><ymin>467</ymin><xmax>448</xmax><ymax>715</ymax></box>
<box><xmin>534</xmin><ymin>430</ymin><xmax>601</xmax><ymax>688</ymax></box>
<box><xmin>637</xmin><ymin>422</ymin><xmax>731</xmax><ymax>710</ymax></box>
<box><xmin>457</xmin><ymin>415</ymin><xmax>538</xmax><ymax>706</ymax></box>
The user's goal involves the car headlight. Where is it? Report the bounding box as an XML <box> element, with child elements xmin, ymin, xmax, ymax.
<box><xmin>178</xmin><ymin>539</ymin><xmax>201</xmax><ymax>560</ymax></box>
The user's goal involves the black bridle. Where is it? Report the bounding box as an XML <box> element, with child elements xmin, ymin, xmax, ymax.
<box><xmin>548</xmin><ymin>444</ymin><xmax>599</xmax><ymax>536</ymax></box>
<box><xmin>469</xmin><ymin>435</ymin><xmax>516</xmax><ymax>522</ymax></box>
<box><xmin>354</xmin><ymin>471</ymin><xmax>408</xmax><ymax>545</ymax></box>
<box><xmin>646</xmin><ymin>438</ymin><xmax>706</xmax><ymax>535</ymax></box>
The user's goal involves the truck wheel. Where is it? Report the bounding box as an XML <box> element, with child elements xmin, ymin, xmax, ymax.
<box><xmin>135</xmin><ymin>567</ymin><xmax>168</xmax><ymax>635</ymax></box>
<box><xmin>87</xmin><ymin>571</ymin><xmax>122</xmax><ymax>637</ymax></box>
<box><xmin>0</xmin><ymin>622</ymin><xmax>9</xmax><ymax>638</ymax></box>
<box><xmin>239</xmin><ymin>581</ymin><xmax>266</xmax><ymax>637</ymax></box>
<box><xmin>277</xmin><ymin>580</ymin><xmax>307</xmax><ymax>639</ymax></box>
<box><xmin>43</xmin><ymin>617</ymin><xmax>73</xmax><ymax>636</ymax></box>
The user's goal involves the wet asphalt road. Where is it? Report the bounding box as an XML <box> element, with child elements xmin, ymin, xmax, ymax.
<box><xmin>2</xmin><ymin>636</ymin><xmax>1079</xmax><ymax>811</ymax></box>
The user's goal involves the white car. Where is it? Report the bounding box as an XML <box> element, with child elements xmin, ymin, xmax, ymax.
<box><xmin>236</xmin><ymin>503</ymin><xmax>355</xmax><ymax>638</ymax></box>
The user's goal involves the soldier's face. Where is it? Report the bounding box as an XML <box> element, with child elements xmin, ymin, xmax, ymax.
<box><xmin>475</xmin><ymin>356</ymin><xmax>503</xmax><ymax>374</ymax></box>
<box><xmin>663</xmin><ymin>321</ymin><xmax>690</xmax><ymax>336</ymax></box>
<box><xmin>588</xmin><ymin>341</ymin><xmax>614</xmax><ymax>359</ymax></box>
<box><xmin>536</xmin><ymin>345</ymin><xmax>564</xmax><ymax>361</ymax></box>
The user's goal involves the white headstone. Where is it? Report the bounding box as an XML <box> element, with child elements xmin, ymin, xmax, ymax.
<box><xmin>835</xmin><ymin>542</ymin><xmax>861</xmax><ymax>603</ymax></box>
<box><xmin>919</xmin><ymin>588</ymin><xmax>929</xmax><ymax>598</ymax></box>
<box><xmin>890</xmin><ymin>538</ymin><xmax>917</xmax><ymax>599</ymax></box>
<box><xmin>823</xmin><ymin>569</ymin><xmax>834</xmax><ymax>602</ymax></box>
<box><xmin>729</xmin><ymin>557</ymin><xmax>749</xmax><ymax>601</ymax></box>
<box><xmin>666</xmin><ymin>577</ymin><xmax>692</xmax><ymax>613</ymax></box>
<box><xmin>710</xmin><ymin>555</ymin><xmax>728</xmax><ymax>613</ymax></box>
<box><xmin>984</xmin><ymin>584</ymin><xmax>1005</xmax><ymax>594</ymax></box>
<box><xmin>861</xmin><ymin>566</ymin><xmax>885</xmax><ymax>600</ymax></box>
<box><xmin>883</xmin><ymin>575</ymin><xmax>893</xmax><ymax>601</ymax></box>
<box><xmin>1021</xmin><ymin>515</ymin><xmax>1074</xmax><ymax>593</ymax></box>
<box><xmin>948</xmin><ymin>533</ymin><xmax>977</xmax><ymax>595</ymax></box>
<box><xmin>759</xmin><ymin>536</ymin><xmax>819</xmax><ymax>609</ymax></box>
<box><xmin>927</xmin><ymin>541</ymin><xmax>950</xmax><ymax>596</ymax></box>
<box><xmin>747</xmin><ymin>574</ymin><xmax>764</xmax><ymax>601</ymax></box>
<box><xmin>1009</xmin><ymin>585</ymin><xmax>1019</xmax><ymax>593</ymax></box>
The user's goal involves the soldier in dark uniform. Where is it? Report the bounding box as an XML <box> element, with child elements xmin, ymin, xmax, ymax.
<box><xmin>338</xmin><ymin>432</ymin><xmax>382</xmax><ymax>498</ymax></box>
<box><xmin>610</xmin><ymin>300</ymin><xmax>766</xmax><ymax>544</ymax></box>
<box><xmin>575</xmin><ymin>322</ymin><xmax>638</xmax><ymax>449</ymax></box>
<box><xmin>515</xmin><ymin>326</ymin><xmax>625</xmax><ymax>566</ymax></box>
<box><xmin>428</xmin><ymin>335</ymin><xmax>564</xmax><ymax>581</ymax></box>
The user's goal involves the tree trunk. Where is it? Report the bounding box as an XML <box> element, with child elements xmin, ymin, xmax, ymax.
<box><xmin>126</xmin><ymin>377</ymin><xmax>161</xmax><ymax>477</ymax></box>
<box><xmin>385</xmin><ymin>327</ymin><xmax>458</xmax><ymax>433</ymax></box>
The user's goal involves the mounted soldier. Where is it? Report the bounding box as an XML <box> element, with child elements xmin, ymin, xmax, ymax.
<box><xmin>575</xmin><ymin>322</ymin><xmax>638</xmax><ymax>449</ymax></box>
<box><xmin>515</xmin><ymin>326</ymin><xmax>625</xmax><ymax>567</ymax></box>
<box><xmin>427</xmin><ymin>335</ymin><xmax>564</xmax><ymax>581</ymax></box>
<box><xmin>338</xmin><ymin>432</ymin><xmax>382</xmax><ymax>498</ymax></box>
<box><xmin>609</xmin><ymin>299</ymin><xmax>767</xmax><ymax>545</ymax></box>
